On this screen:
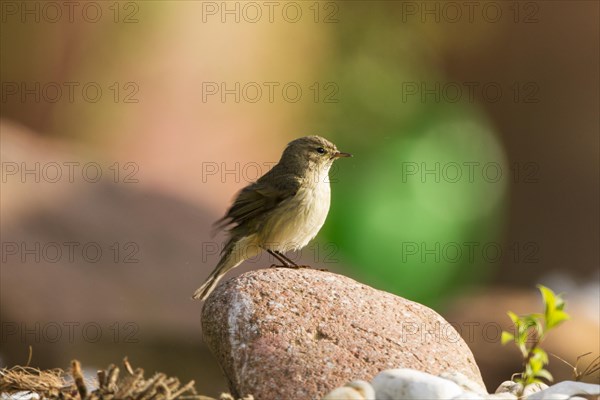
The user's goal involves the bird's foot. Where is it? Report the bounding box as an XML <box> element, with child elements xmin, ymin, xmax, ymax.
<box><xmin>272</xmin><ymin>263</ymin><xmax>322</xmax><ymax>270</ymax></box>
<box><xmin>276</xmin><ymin>263</ymin><xmax>306</xmax><ymax>269</ymax></box>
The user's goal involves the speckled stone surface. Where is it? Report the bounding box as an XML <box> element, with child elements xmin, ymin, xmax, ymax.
<box><xmin>201</xmin><ymin>268</ymin><xmax>484</xmax><ymax>399</ymax></box>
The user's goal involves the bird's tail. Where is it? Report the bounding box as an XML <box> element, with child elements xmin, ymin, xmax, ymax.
<box><xmin>192</xmin><ymin>241</ymin><xmax>242</xmax><ymax>301</ymax></box>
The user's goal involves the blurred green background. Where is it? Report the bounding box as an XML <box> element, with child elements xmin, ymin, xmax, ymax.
<box><xmin>1</xmin><ymin>1</ymin><xmax>598</xmax><ymax>395</ymax></box>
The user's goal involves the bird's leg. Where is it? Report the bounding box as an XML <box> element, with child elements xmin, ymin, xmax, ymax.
<box><xmin>274</xmin><ymin>251</ymin><xmax>300</xmax><ymax>267</ymax></box>
<box><xmin>267</xmin><ymin>249</ymin><xmax>293</xmax><ymax>268</ymax></box>
<box><xmin>275</xmin><ymin>251</ymin><xmax>314</xmax><ymax>269</ymax></box>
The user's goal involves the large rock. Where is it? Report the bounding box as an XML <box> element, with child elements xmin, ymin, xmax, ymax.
<box><xmin>201</xmin><ymin>268</ymin><xmax>484</xmax><ymax>399</ymax></box>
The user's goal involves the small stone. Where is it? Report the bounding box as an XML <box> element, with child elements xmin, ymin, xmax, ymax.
<box><xmin>496</xmin><ymin>381</ymin><xmax>523</xmax><ymax>395</ymax></box>
<box><xmin>451</xmin><ymin>391</ymin><xmax>486</xmax><ymax>399</ymax></box>
<box><xmin>439</xmin><ymin>371</ymin><xmax>488</xmax><ymax>395</ymax></box>
<box><xmin>522</xmin><ymin>382</ymin><xmax>549</xmax><ymax>397</ymax></box>
<box><xmin>322</xmin><ymin>380</ymin><xmax>375</xmax><ymax>400</ymax></box>
<box><xmin>371</xmin><ymin>369</ymin><xmax>464</xmax><ymax>400</ymax></box>
<box><xmin>525</xmin><ymin>381</ymin><xmax>600</xmax><ymax>400</ymax></box>
<box><xmin>487</xmin><ymin>393</ymin><xmax>519</xmax><ymax>399</ymax></box>
<box><xmin>202</xmin><ymin>269</ymin><xmax>484</xmax><ymax>399</ymax></box>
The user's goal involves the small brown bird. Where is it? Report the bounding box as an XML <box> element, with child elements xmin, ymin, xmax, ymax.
<box><xmin>192</xmin><ymin>136</ymin><xmax>351</xmax><ymax>300</ymax></box>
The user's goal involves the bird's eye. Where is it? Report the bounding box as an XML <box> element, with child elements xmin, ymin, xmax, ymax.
<box><xmin>316</xmin><ymin>147</ymin><xmax>326</xmax><ymax>154</ymax></box>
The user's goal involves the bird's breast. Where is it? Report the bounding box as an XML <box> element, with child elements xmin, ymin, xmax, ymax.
<box><xmin>259</xmin><ymin>180</ymin><xmax>331</xmax><ymax>252</ymax></box>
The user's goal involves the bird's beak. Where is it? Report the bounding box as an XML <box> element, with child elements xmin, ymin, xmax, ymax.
<box><xmin>333</xmin><ymin>151</ymin><xmax>352</xmax><ymax>158</ymax></box>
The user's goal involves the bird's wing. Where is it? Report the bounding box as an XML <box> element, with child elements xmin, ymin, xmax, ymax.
<box><xmin>212</xmin><ymin>174</ymin><xmax>300</xmax><ymax>233</ymax></box>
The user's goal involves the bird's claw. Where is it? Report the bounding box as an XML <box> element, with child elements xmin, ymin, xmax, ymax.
<box><xmin>271</xmin><ymin>263</ymin><xmax>324</xmax><ymax>270</ymax></box>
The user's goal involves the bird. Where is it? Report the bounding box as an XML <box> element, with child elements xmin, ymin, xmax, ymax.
<box><xmin>192</xmin><ymin>135</ymin><xmax>351</xmax><ymax>300</ymax></box>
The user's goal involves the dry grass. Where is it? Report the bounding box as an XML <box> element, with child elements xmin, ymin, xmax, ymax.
<box><xmin>0</xmin><ymin>365</ymin><xmax>65</xmax><ymax>397</ymax></box>
<box><xmin>0</xmin><ymin>357</ymin><xmax>252</xmax><ymax>400</ymax></box>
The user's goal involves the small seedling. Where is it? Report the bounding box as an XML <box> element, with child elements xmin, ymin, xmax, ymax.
<box><xmin>501</xmin><ymin>285</ymin><xmax>570</xmax><ymax>386</ymax></box>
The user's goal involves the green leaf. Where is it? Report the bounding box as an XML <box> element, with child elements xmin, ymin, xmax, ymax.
<box><xmin>507</xmin><ymin>311</ymin><xmax>519</xmax><ymax>324</ymax></box>
<box><xmin>501</xmin><ymin>331</ymin><xmax>514</xmax><ymax>345</ymax></box>
<box><xmin>547</xmin><ymin>309</ymin><xmax>570</xmax><ymax>329</ymax></box>
<box><xmin>537</xmin><ymin>285</ymin><xmax>556</xmax><ymax>318</ymax></box>
<box><xmin>529</xmin><ymin>356</ymin><xmax>543</xmax><ymax>373</ymax></box>
<box><xmin>531</xmin><ymin>347</ymin><xmax>549</xmax><ymax>364</ymax></box>
<box><xmin>522</xmin><ymin>314</ymin><xmax>538</xmax><ymax>326</ymax></box>
<box><xmin>537</xmin><ymin>285</ymin><xmax>570</xmax><ymax>330</ymax></box>
<box><xmin>535</xmin><ymin>369</ymin><xmax>554</xmax><ymax>382</ymax></box>
<box><xmin>518</xmin><ymin>344</ymin><xmax>528</xmax><ymax>358</ymax></box>
<box><xmin>522</xmin><ymin>315</ymin><xmax>543</xmax><ymax>336</ymax></box>
<box><xmin>533</xmin><ymin>319</ymin><xmax>544</xmax><ymax>337</ymax></box>
<box><xmin>523</xmin><ymin>364</ymin><xmax>535</xmax><ymax>384</ymax></box>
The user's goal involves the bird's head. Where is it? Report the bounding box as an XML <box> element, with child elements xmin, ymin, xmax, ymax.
<box><xmin>280</xmin><ymin>135</ymin><xmax>351</xmax><ymax>179</ymax></box>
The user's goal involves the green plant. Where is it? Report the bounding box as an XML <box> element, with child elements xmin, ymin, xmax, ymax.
<box><xmin>501</xmin><ymin>285</ymin><xmax>570</xmax><ymax>386</ymax></box>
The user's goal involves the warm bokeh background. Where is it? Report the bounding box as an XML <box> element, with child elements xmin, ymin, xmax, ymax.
<box><xmin>1</xmin><ymin>1</ymin><xmax>598</xmax><ymax>395</ymax></box>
